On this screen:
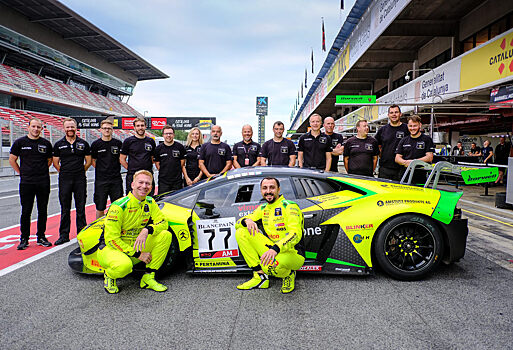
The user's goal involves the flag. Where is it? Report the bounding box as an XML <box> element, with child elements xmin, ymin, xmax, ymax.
<box><xmin>322</xmin><ymin>18</ymin><xmax>326</xmax><ymax>52</ymax></box>
<box><xmin>301</xmin><ymin>83</ymin><xmax>303</xmax><ymax>98</ymax></box>
<box><xmin>305</xmin><ymin>68</ymin><xmax>307</xmax><ymax>88</ymax></box>
<box><xmin>311</xmin><ymin>49</ymin><xmax>314</xmax><ymax>73</ymax></box>
<box><xmin>341</xmin><ymin>0</ymin><xmax>344</xmax><ymax>9</ymax></box>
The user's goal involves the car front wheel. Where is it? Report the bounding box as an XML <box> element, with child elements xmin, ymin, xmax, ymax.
<box><xmin>374</xmin><ymin>214</ymin><xmax>444</xmax><ymax>281</ymax></box>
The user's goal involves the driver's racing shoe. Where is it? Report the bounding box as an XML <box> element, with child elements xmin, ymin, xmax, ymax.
<box><xmin>237</xmin><ymin>272</ymin><xmax>269</xmax><ymax>290</ymax></box>
<box><xmin>140</xmin><ymin>272</ymin><xmax>167</xmax><ymax>292</ymax></box>
<box><xmin>103</xmin><ymin>272</ymin><xmax>119</xmax><ymax>294</ymax></box>
<box><xmin>281</xmin><ymin>271</ymin><xmax>296</xmax><ymax>294</ymax></box>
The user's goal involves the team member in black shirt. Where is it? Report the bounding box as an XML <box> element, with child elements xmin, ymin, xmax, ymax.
<box><xmin>120</xmin><ymin>117</ymin><xmax>156</xmax><ymax>196</ymax></box>
<box><xmin>343</xmin><ymin>120</ymin><xmax>379</xmax><ymax>176</ymax></box>
<box><xmin>53</xmin><ymin>118</ymin><xmax>92</xmax><ymax>245</ymax></box>
<box><xmin>452</xmin><ymin>141</ymin><xmax>464</xmax><ymax>156</ymax></box>
<box><xmin>259</xmin><ymin>121</ymin><xmax>296</xmax><ymax>166</ymax></box>
<box><xmin>298</xmin><ymin>114</ymin><xmax>332</xmax><ymax>171</ymax></box>
<box><xmin>375</xmin><ymin>105</ymin><xmax>410</xmax><ymax>181</ymax></box>
<box><xmin>183</xmin><ymin>127</ymin><xmax>204</xmax><ymax>186</ymax></box>
<box><xmin>495</xmin><ymin>137</ymin><xmax>511</xmax><ymax>185</ymax></box>
<box><xmin>9</xmin><ymin>117</ymin><xmax>53</xmax><ymax>249</ymax></box>
<box><xmin>199</xmin><ymin>125</ymin><xmax>233</xmax><ymax>177</ymax></box>
<box><xmin>395</xmin><ymin>115</ymin><xmax>435</xmax><ymax>184</ymax></box>
<box><xmin>468</xmin><ymin>142</ymin><xmax>481</xmax><ymax>156</ymax></box>
<box><xmin>323</xmin><ymin>116</ymin><xmax>344</xmax><ymax>172</ymax></box>
<box><xmin>482</xmin><ymin>140</ymin><xmax>493</xmax><ymax>164</ymax></box>
<box><xmin>155</xmin><ymin>125</ymin><xmax>186</xmax><ymax>194</ymax></box>
<box><xmin>233</xmin><ymin>125</ymin><xmax>261</xmax><ymax>168</ymax></box>
<box><xmin>91</xmin><ymin>119</ymin><xmax>123</xmax><ymax>219</ymax></box>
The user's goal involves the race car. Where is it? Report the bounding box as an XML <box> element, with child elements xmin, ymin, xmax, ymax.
<box><xmin>69</xmin><ymin>164</ymin><xmax>496</xmax><ymax>281</ymax></box>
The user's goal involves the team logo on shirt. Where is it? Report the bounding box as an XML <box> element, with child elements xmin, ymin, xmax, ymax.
<box><xmin>416</xmin><ymin>142</ymin><xmax>425</xmax><ymax>150</ymax></box>
<box><xmin>332</xmin><ymin>139</ymin><xmax>339</xmax><ymax>146</ymax></box>
<box><xmin>145</xmin><ymin>143</ymin><xmax>153</xmax><ymax>151</ymax></box>
<box><xmin>172</xmin><ymin>150</ymin><xmax>180</xmax><ymax>157</ymax></box>
<box><xmin>396</xmin><ymin>131</ymin><xmax>405</xmax><ymax>139</ymax></box>
<box><xmin>76</xmin><ymin>143</ymin><xmax>85</xmax><ymax>151</ymax></box>
<box><xmin>365</xmin><ymin>143</ymin><xmax>374</xmax><ymax>151</ymax></box>
<box><xmin>319</xmin><ymin>137</ymin><xmax>327</xmax><ymax>144</ymax></box>
<box><xmin>111</xmin><ymin>146</ymin><xmax>119</xmax><ymax>155</ymax></box>
<box><xmin>280</xmin><ymin>146</ymin><xmax>289</xmax><ymax>154</ymax></box>
<box><xmin>275</xmin><ymin>207</ymin><xmax>282</xmax><ymax>216</ymax></box>
<box><xmin>250</xmin><ymin>145</ymin><xmax>258</xmax><ymax>152</ymax></box>
<box><xmin>218</xmin><ymin>148</ymin><xmax>226</xmax><ymax>156</ymax></box>
<box><xmin>144</xmin><ymin>204</ymin><xmax>149</xmax><ymax>212</ymax></box>
<box><xmin>37</xmin><ymin>144</ymin><xmax>47</xmax><ymax>153</ymax></box>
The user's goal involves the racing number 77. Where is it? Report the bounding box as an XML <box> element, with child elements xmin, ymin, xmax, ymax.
<box><xmin>204</xmin><ymin>227</ymin><xmax>231</xmax><ymax>251</ymax></box>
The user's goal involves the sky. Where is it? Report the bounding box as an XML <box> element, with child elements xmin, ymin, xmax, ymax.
<box><xmin>62</xmin><ymin>0</ymin><xmax>356</xmax><ymax>143</ymax></box>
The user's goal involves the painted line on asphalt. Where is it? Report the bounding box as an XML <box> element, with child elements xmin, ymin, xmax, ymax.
<box><xmin>459</xmin><ymin>199</ymin><xmax>513</xmax><ymax>217</ymax></box>
<box><xmin>463</xmin><ymin>208</ymin><xmax>513</xmax><ymax>228</ymax></box>
<box><xmin>0</xmin><ymin>239</ymin><xmax>76</xmax><ymax>277</ymax></box>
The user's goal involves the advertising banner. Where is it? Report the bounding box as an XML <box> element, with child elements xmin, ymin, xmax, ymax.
<box><xmin>327</xmin><ymin>45</ymin><xmax>350</xmax><ymax>92</ymax></box>
<box><xmin>460</xmin><ymin>29</ymin><xmax>513</xmax><ymax>90</ymax></box>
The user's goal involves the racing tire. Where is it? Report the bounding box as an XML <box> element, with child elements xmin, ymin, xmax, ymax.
<box><xmin>374</xmin><ymin>214</ymin><xmax>444</xmax><ymax>281</ymax></box>
<box><xmin>156</xmin><ymin>231</ymin><xmax>180</xmax><ymax>277</ymax></box>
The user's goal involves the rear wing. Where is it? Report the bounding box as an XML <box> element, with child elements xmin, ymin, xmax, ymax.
<box><xmin>400</xmin><ymin>160</ymin><xmax>499</xmax><ymax>189</ymax></box>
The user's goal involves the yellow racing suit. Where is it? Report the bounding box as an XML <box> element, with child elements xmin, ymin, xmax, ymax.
<box><xmin>235</xmin><ymin>195</ymin><xmax>305</xmax><ymax>278</ymax></box>
<box><xmin>97</xmin><ymin>192</ymin><xmax>171</xmax><ymax>279</ymax></box>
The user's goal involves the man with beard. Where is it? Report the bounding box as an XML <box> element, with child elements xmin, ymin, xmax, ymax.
<box><xmin>154</xmin><ymin>125</ymin><xmax>186</xmax><ymax>194</ymax></box>
<box><xmin>91</xmin><ymin>119</ymin><xmax>123</xmax><ymax>219</ymax></box>
<box><xmin>259</xmin><ymin>121</ymin><xmax>296</xmax><ymax>166</ymax></box>
<box><xmin>232</xmin><ymin>125</ymin><xmax>261</xmax><ymax>168</ymax></box>
<box><xmin>395</xmin><ymin>115</ymin><xmax>434</xmax><ymax>184</ymax></box>
<box><xmin>298</xmin><ymin>114</ymin><xmax>332</xmax><ymax>171</ymax></box>
<box><xmin>343</xmin><ymin>120</ymin><xmax>379</xmax><ymax>177</ymax></box>
<box><xmin>9</xmin><ymin>117</ymin><xmax>53</xmax><ymax>249</ymax></box>
<box><xmin>323</xmin><ymin>116</ymin><xmax>344</xmax><ymax>172</ymax></box>
<box><xmin>98</xmin><ymin>170</ymin><xmax>172</xmax><ymax>294</ymax></box>
<box><xmin>375</xmin><ymin>105</ymin><xmax>410</xmax><ymax>180</ymax></box>
<box><xmin>120</xmin><ymin>117</ymin><xmax>156</xmax><ymax>196</ymax></box>
<box><xmin>235</xmin><ymin>177</ymin><xmax>305</xmax><ymax>294</ymax></box>
<box><xmin>199</xmin><ymin>125</ymin><xmax>232</xmax><ymax>177</ymax></box>
<box><xmin>53</xmin><ymin>118</ymin><xmax>91</xmax><ymax>245</ymax></box>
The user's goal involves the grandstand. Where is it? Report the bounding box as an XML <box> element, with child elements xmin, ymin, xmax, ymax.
<box><xmin>0</xmin><ymin>0</ymin><xmax>168</xmax><ymax>171</ymax></box>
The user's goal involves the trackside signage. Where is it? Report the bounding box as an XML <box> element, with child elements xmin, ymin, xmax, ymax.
<box><xmin>461</xmin><ymin>168</ymin><xmax>499</xmax><ymax>185</ymax></box>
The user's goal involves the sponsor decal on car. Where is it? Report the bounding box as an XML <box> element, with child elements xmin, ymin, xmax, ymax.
<box><xmin>352</xmin><ymin>234</ymin><xmax>370</xmax><ymax>244</ymax></box>
<box><xmin>303</xmin><ymin>227</ymin><xmax>322</xmax><ymax>236</ymax></box>
<box><xmin>377</xmin><ymin>199</ymin><xmax>431</xmax><ymax>206</ymax></box>
<box><xmin>195</xmin><ymin>260</ymin><xmax>232</xmax><ymax>267</ymax></box>
<box><xmin>199</xmin><ymin>249</ymin><xmax>239</xmax><ymax>259</ymax></box>
<box><xmin>177</xmin><ymin>229</ymin><xmax>189</xmax><ymax>241</ymax></box>
<box><xmin>345</xmin><ymin>224</ymin><xmax>373</xmax><ymax>230</ymax></box>
<box><xmin>298</xmin><ymin>265</ymin><xmax>322</xmax><ymax>271</ymax></box>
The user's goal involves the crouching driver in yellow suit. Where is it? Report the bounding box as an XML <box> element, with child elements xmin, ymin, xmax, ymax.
<box><xmin>235</xmin><ymin>177</ymin><xmax>305</xmax><ymax>293</ymax></box>
<box><xmin>97</xmin><ymin>170</ymin><xmax>172</xmax><ymax>294</ymax></box>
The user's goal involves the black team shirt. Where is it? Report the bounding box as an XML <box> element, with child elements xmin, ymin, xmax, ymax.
<box><xmin>185</xmin><ymin>145</ymin><xmax>202</xmax><ymax>178</ymax></box>
<box><xmin>327</xmin><ymin>132</ymin><xmax>344</xmax><ymax>172</ymax></box>
<box><xmin>298</xmin><ymin>131</ymin><xmax>332</xmax><ymax>169</ymax></box>
<box><xmin>343</xmin><ymin>136</ymin><xmax>379</xmax><ymax>176</ymax></box>
<box><xmin>260</xmin><ymin>138</ymin><xmax>296</xmax><ymax>166</ymax></box>
<box><xmin>10</xmin><ymin>136</ymin><xmax>53</xmax><ymax>184</ymax></box>
<box><xmin>375</xmin><ymin>123</ymin><xmax>409</xmax><ymax>169</ymax></box>
<box><xmin>199</xmin><ymin>142</ymin><xmax>233</xmax><ymax>174</ymax></box>
<box><xmin>90</xmin><ymin>138</ymin><xmax>122</xmax><ymax>182</ymax></box>
<box><xmin>395</xmin><ymin>133</ymin><xmax>435</xmax><ymax>161</ymax></box>
<box><xmin>155</xmin><ymin>142</ymin><xmax>186</xmax><ymax>183</ymax></box>
<box><xmin>121</xmin><ymin>136</ymin><xmax>156</xmax><ymax>174</ymax></box>
<box><xmin>232</xmin><ymin>140</ymin><xmax>261</xmax><ymax>167</ymax></box>
<box><xmin>53</xmin><ymin>136</ymin><xmax>90</xmax><ymax>176</ymax></box>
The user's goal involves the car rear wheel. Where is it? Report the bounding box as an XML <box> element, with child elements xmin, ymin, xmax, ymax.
<box><xmin>374</xmin><ymin>214</ymin><xmax>443</xmax><ymax>281</ymax></box>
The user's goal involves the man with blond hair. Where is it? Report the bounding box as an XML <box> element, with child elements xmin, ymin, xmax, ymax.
<box><xmin>98</xmin><ymin>170</ymin><xmax>172</xmax><ymax>294</ymax></box>
<box><xmin>53</xmin><ymin>118</ymin><xmax>91</xmax><ymax>245</ymax></box>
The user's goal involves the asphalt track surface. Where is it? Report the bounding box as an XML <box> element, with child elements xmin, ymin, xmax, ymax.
<box><xmin>0</xmin><ymin>174</ymin><xmax>512</xmax><ymax>349</ymax></box>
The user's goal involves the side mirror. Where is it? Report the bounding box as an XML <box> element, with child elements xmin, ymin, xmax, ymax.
<box><xmin>196</xmin><ymin>200</ymin><xmax>217</xmax><ymax>217</ymax></box>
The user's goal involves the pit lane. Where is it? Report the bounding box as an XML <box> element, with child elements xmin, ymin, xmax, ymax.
<box><xmin>0</xmin><ymin>176</ymin><xmax>511</xmax><ymax>349</ymax></box>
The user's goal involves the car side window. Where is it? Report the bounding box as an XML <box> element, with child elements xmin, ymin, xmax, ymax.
<box><xmin>293</xmin><ymin>177</ymin><xmax>344</xmax><ymax>198</ymax></box>
<box><xmin>197</xmin><ymin>183</ymin><xmax>238</xmax><ymax>208</ymax></box>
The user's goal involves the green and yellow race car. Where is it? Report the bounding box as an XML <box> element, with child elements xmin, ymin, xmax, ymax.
<box><xmin>69</xmin><ymin>163</ymin><xmax>497</xmax><ymax>281</ymax></box>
